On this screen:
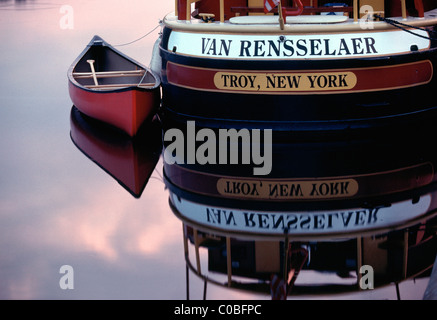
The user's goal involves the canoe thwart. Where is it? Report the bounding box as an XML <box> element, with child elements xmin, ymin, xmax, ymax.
<box><xmin>73</xmin><ymin>70</ymin><xmax>146</xmax><ymax>79</ymax></box>
<box><xmin>84</xmin><ymin>83</ymin><xmax>156</xmax><ymax>90</ymax></box>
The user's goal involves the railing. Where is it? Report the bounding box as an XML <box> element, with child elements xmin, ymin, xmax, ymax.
<box><xmin>174</xmin><ymin>0</ymin><xmax>425</xmax><ymax>23</ymax></box>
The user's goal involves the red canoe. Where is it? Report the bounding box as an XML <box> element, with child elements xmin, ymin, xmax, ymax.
<box><xmin>68</xmin><ymin>35</ymin><xmax>161</xmax><ymax>136</ymax></box>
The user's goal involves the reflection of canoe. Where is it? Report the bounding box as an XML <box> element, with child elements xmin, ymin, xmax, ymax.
<box><xmin>70</xmin><ymin>106</ymin><xmax>162</xmax><ymax>198</ymax></box>
<box><xmin>68</xmin><ymin>35</ymin><xmax>161</xmax><ymax>136</ymax></box>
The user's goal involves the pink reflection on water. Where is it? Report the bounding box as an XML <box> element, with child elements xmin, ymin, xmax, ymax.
<box><xmin>52</xmin><ymin>161</ymin><xmax>177</xmax><ymax>262</ymax></box>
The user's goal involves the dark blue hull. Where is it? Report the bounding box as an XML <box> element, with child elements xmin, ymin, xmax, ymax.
<box><xmin>160</xmin><ymin>25</ymin><xmax>437</xmax><ymax>134</ymax></box>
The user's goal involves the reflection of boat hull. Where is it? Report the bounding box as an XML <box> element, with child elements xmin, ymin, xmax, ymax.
<box><xmin>163</xmin><ymin>131</ymin><xmax>437</xmax><ymax>202</ymax></box>
<box><xmin>70</xmin><ymin>106</ymin><xmax>162</xmax><ymax>198</ymax></box>
<box><xmin>68</xmin><ymin>35</ymin><xmax>161</xmax><ymax>137</ymax></box>
<box><xmin>164</xmin><ymin>162</ymin><xmax>435</xmax><ymax>202</ymax></box>
<box><xmin>182</xmin><ymin>213</ymin><xmax>437</xmax><ymax>297</ymax></box>
<box><xmin>168</xmin><ymin>185</ymin><xmax>437</xmax><ymax>239</ymax></box>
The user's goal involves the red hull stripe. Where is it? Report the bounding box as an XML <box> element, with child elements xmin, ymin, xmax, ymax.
<box><xmin>164</xmin><ymin>162</ymin><xmax>435</xmax><ymax>201</ymax></box>
<box><xmin>167</xmin><ymin>60</ymin><xmax>433</xmax><ymax>95</ymax></box>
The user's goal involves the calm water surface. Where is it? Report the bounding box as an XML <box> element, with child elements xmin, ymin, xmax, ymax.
<box><xmin>0</xmin><ymin>0</ymin><xmax>434</xmax><ymax>300</ymax></box>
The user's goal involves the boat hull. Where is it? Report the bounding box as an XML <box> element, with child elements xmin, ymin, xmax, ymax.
<box><xmin>68</xmin><ymin>81</ymin><xmax>160</xmax><ymax>136</ymax></box>
<box><xmin>168</xmin><ymin>186</ymin><xmax>437</xmax><ymax>239</ymax></box>
<box><xmin>159</xmin><ymin>21</ymin><xmax>437</xmax><ymax>134</ymax></box>
<box><xmin>68</xmin><ymin>35</ymin><xmax>161</xmax><ymax>137</ymax></box>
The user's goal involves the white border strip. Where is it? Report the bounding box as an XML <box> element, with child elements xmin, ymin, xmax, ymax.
<box><xmin>167</xmin><ymin>29</ymin><xmax>430</xmax><ymax>60</ymax></box>
<box><xmin>170</xmin><ymin>192</ymin><xmax>432</xmax><ymax>236</ymax></box>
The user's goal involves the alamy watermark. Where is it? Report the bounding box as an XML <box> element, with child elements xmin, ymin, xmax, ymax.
<box><xmin>359</xmin><ymin>265</ymin><xmax>374</xmax><ymax>290</ymax></box>
<box><xmin>59</xmin><ymin>5</ymin><xmax>74</xmax><ymax>30</ymax></box>
<box><xmin>360</xmin><ymin>5</ymin><xmax>376</xmax><ymax>30</ymax></box>
<box><xmin>59</xmin><ymin>265</ymin><xmax>74</xmax><ymax>290</ymax></box>
<box><xmin>164</xmin><ymin>121</ymin><xmax>272</xmax><ymax>176</ymax></box>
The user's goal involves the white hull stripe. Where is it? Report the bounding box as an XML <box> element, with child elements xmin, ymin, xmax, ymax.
<box><xmin>167</xmin><ymin>30</ymin><xmax>431</xmax><ymax>60</ymax></box>
<box><xmin>170</xmin><ymin>192</ymin><xmax>432</xmax><ymax>236</ymax></box>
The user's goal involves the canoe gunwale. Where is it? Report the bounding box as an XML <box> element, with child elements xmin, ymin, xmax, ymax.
<box><xmin>67</xmin><ymin>35</ymin><xmax>161</xmax><ymax>94</ymax></box>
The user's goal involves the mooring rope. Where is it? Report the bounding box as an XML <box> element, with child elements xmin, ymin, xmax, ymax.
<box><xmin>374</xmin><ymin>14</ymin><xmax>437</xmax><ymax>42</ymax></box>
<box><xmin>114</xmin><ymin>23</ymin><xmax>162</xmax><ymax>47</ymax></box>
<box><xmin>110</xmin><ymin>22</ymin><xmax>163</xmax><ymax>86</ymax></box>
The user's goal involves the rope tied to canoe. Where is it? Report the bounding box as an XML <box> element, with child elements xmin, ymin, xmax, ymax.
<box><xmin>374</xmin><ymin>14</ymin><xmax>437</xmax><ymax>42</ymax></box>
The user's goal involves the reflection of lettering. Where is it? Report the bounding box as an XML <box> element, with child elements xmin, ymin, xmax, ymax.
<box><xmin>223</xmin><ymin>181</ymin><xmax>261</xmax><ymax>196</ymax></box>
<box><xmin>202</xmin><ymin>37</ymin><xmax>378</xmax><ymax>58</ymax></box>
<box><xmin>214</xmin><ymin>72</ymin><xmax>357</xmax><ymax>92</ymax></box>
<box><xmin>204</xmin><ymin>208</ymin><xmax>382</xmax><ymax>231</ymax></box>
<box><xmin>173</xmin><ymin>194</ymin><xmax>431</xmax><ymax>235</ymax></box>
<box><xmin>206</xmin><ymin>208</ymin><xmax>237</xmax><ymax>226</ymax></box>
<box><xmin>217</xmin><ymin>179</ymin><xmax>358</xmax><ymax>199</ymax></box>
<box><xmin>309</xmin><ymin>181</ymin><xmax>350</xmax><ymax>197</ymax></box>
<box><xmin>243</xmin><ymin>210</ymin><xmax>381</xmax><ymax>230</ymax></box>
<box><xmin>269</xmin><ymin>183</ymin><xmax>304</xmax><ymax>198</ymax></box>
